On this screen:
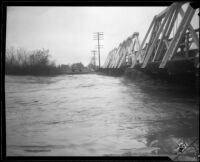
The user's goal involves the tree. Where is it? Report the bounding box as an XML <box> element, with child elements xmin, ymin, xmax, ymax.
<box><xmin>5</xmin><ymin>46</ymin><xmax>59</xmax><ymax>75</ymax></box>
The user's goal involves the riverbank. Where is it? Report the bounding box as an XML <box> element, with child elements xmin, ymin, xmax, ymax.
<box><xmin>5</xmin><ymin>71</ymin><xmax>96</xmax><ymax>76</ymax></box>
<box><xmin>98</xmin><ymin>67</ymin><xmax>199</xmax><ymax>91</ymax></box>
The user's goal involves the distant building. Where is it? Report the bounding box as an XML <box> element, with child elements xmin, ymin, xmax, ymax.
<box><xmin>71</xmin><ymin>62</ymin><xmax>84</xmax><ymax>72</ymax></box>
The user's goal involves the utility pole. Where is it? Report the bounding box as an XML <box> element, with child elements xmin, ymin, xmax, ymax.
<box><xmin>91</xmin><ymin>50</ymin><xmax>96</xmax><ymax>70</ymax></box>
<box><xmin>93</xmin><ymin>32</ymin><xmax>104</xmax><ymax>69</ymax></box>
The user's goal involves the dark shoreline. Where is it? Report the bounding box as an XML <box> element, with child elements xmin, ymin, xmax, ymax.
<box><xmin>5</xmin><ymin>71</ymin><xmax>96</xmax><ymax>77</ymax></box>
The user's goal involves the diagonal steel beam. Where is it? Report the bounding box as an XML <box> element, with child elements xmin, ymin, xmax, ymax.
<box><xmin>130</xmin><ymin>17</ymin><xmax>156</xmax><ymax>68</ymax></box>
<box><xmin>118</xmin><ymin>48</ymin><xmax>126</xmax><ymax>68</ymax></box>
<box><xmin>180</xmin><ymin>7</ymin><xmax>199</xmax><ymax>49</ymax></box>
<box><xmin>152</xmin><ymin>5</ymin><xmax>177</xmax><ymax>62</ymax></box>
<box><xmin>130</xmin><ymin>35</ymin><xmax>141</xmax><ymax>68</ymax></box>
<box><xmin>140</xmin><ymin>16</ymin><xmax>156</xmax><ymax>52</ymax></box>
<box><xmin>143</xmin><ymin>22</ymin><xmax>158</xmax><ymax>59</ymax></box>
<box><xmin>152</xmin><ymin>4</ymin><xmax>181</xmax><ymax>62</ymax></box>
<box><xmin>137</xmin><ymin>19</ymin><xmax>158</xmax><ymax>67</ymax></box>
<box><xmin>141</xmin><ymin>3</ymin><xmax>177</xmax><ymax>68</ymax></box>
<box><xmin>159</xmin><ymin>4</ymin><xmax>196</xmax><ymax>68</ymax></box>
<box><xmin>157</xmin><ymin>7</ymin><xmax>168</xmax><ymax>19</ymax></box>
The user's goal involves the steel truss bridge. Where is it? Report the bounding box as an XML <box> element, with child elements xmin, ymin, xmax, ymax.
<box><xmin>102</xmin><ymin>2</ymin><xmax>199</xmax><ymax>78</ymax></box>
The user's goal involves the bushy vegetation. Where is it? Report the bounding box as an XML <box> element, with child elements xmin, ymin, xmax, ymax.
<box><xmin>5</xmin><ymin>47</ymin><xmax>61</xmax><ymax>75</ymax></box>
<box><xmin>5</xmin><ymin>47</ymin><xmax>89</xmax><ymax>76</ymax></box>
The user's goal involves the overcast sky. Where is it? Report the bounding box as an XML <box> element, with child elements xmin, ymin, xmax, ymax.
<box><xmin>6</xmin><ymin>6</ymin><xmax>199</xmax><ymax>66</ymax></box>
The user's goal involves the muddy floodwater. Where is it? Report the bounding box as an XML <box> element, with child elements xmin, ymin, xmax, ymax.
<box><xmin>5</xmin><ymin>74</ymin><xmax>199</xmax><ymax>160</ymax></box>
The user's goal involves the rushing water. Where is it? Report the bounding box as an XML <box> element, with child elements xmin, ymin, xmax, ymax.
<box><xmin>5</xmin><ymin>74</ymin><xmax>199</xmax><ymax>159</ymax></box>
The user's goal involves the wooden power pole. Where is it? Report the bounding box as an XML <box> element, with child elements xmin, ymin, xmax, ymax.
<box><xmin>93</xmin><ymin>32</ymin><xmax>104</xmax><ymax>69</ymax></box>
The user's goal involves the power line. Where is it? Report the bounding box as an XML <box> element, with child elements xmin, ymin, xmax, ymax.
<box><xmin>93</xmin><ymin>32</ymin><xmax>104</xmax><ymax>69</ymax></box>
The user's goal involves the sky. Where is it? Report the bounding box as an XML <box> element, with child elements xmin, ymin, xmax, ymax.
<box><xmin>6</xmin><ymin>5</ymin><xmax>199</xmax><ymax>66</ymax></box>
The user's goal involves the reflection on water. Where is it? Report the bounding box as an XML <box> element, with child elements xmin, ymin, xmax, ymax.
<box><xmin>5</xmin><ymin>74</ymin><xmax>199</xmax><ymax>159</ymax></box>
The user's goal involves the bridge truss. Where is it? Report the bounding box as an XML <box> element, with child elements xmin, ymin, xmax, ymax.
<box><xmin>103</xmin><ymin>2</ymin><xmax>199</xmax><ymax>73</ymax></box>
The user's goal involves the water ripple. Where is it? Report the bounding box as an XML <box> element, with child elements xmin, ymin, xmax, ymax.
<box><xmin>5</xmin><ymin>74</ymin><xmax>199</xmax><ymax>157</ymax></box>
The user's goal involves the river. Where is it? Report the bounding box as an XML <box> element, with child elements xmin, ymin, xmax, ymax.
<box><xmin>5</xmin><ymin>74</ymin><xmax>199</xmax><ymax>160</ymax></box>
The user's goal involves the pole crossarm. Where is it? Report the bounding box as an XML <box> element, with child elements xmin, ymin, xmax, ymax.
<box><xmin>93</xmin><ymin>32</ymin><xmax>104</xmax><ymax>68</ymax></box>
